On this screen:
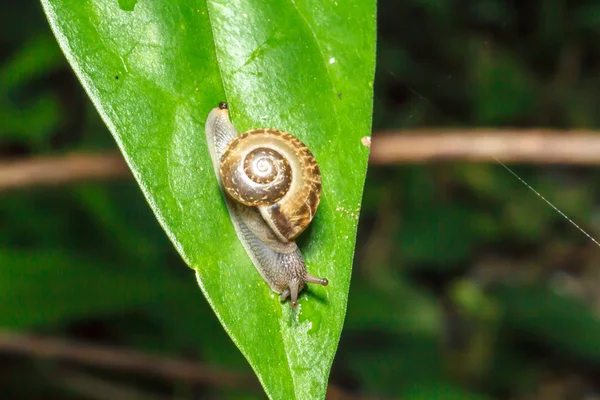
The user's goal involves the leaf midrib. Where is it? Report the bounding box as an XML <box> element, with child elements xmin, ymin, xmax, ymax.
<box><xmin>203</xmin><ymin>2</ymin><xmax>300</xmax><ymax>399</ymax></box>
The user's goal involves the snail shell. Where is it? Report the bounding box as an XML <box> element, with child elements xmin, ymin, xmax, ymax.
<box><xmin>205</xmin><ymin>102</ymin><xmax>328</xmax><ymax>307</ymax></box>
<box><xmin>220</xmin><ymin>128</ymin><xmax>321</xmax><ymax>242</ymax></box>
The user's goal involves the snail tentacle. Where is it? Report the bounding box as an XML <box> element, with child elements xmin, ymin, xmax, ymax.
<box><xmin>306</xmin><ymin>274</ymin><xmax>329</xmax><ymax>286</ymax></box>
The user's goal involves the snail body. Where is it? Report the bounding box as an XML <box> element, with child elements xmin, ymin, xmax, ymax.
<box><xmin>205</xmin><ymin>102</ymin><xmax>328</xmax><ymax>307</ymax></box>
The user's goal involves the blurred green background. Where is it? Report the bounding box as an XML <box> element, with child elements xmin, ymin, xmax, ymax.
<box><xmin>4</xmin><ymin>1</ymin><xmax>600</xmax><ymax>399</ymax></box>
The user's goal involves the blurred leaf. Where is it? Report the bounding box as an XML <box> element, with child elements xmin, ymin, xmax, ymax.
<box><xmin>399</xmin><ymin>167</ymin><xmax>476</xmax><ymax>267</ymax></box>
<box><xmin>564</xmin><ymin>82</ymin><xmax>600</xmax><ymax>127</ymax></box>
<box><xmin>72</xmin><ymin>183</ymin><xmax>168</xmax><ymax>264</ymax></box>
<box><xmin>471</xmin><ymin>44</ymin><xmax>538</xmax><ymax>124</ymax></box>
<box><xmin>450</xmin><ymin>280</ymin><xmax>499</xmax><ymax>320</ymax></box>
<box><xmin>0</xmin><ymin>34</ymin><xmax>63</xmax><ymax>92</ymax></box>
<box><xmin>345</xmin><ymin>278</ymin><xmax>442</xmax><ymax>336</ymax></box>
<box><xmin>539</xmin><ymin>2</ymin><xmax>565</xmax><ymax>41</ymax></box>
<box><xmin>574</xmin><ymin>5</ymin><xmax>600</xmax><ymax>33</ymax></box>
<box><xmin>502</xmin><ymin>194</ymin><xmax>554</xmax><ymax>242</ymax></box>
<box><xmin>469</xmin><ymin>0</ymin><xmax>511</xmax><ymax>26</ymax></box>
<box><xmin>402</xmin><ymin>383</ymin><xmax>491</xmax><ymax>400</ymax></box>
<box><xmin>0</xmin><ymin>191</ymin><xmax>85</xmax><ymax>249</ymax></box>
<box><xmin>494</xmin><ymin>284</ymin><xmax>600</xmax><ymax>362</ymax></box>
<box><xmin>0</xmin><ymin>249</ymin><xmax>187</xmax><ymax>329</ymax></box>
<box><xmin>485</xmin><ymin>340</ymin><xmax>541</xmax><ymax>396</ymax></box>
<box><xmin>0</xmin><ymin>94</ymin><xmax>61</xmax><ymax>144</ymax></box>
<box><xmin>447</xmin><ymin>280</ymin><xmax>502</xmax><ymax>381</ymax></box>
<box><xmin>41</xmin><ymin>1</ymin><xmax>376</xmax><ymax>399</ymax></box>
<box><xmin>399</xmin><ymin>204</ymin><xmax>475</xmax><ymax>266</ymax></box>
<box><xmin>341</xmin><ymin>332</ymin><xmax>443</xmax><ymax>395</ymax></box>
<box><xmin>0</xmin><ymin>34</ymin><xmax>64</xmax><ymax>146</ymax></box>
<box><xmin>498</xmin><ymin>168</ymin><xmax>594</xmax><ymax>243</ymax></box>
<box><xmin>154</xmin><ymin>284</ymin><xmax>253</xmax><ymax>369</ymax></box>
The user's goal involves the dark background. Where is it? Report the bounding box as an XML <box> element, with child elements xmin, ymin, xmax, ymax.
<box><xmin>3</xmin><ymin>1</ymin><xmax>600</xmax><ymax>399</ymax></box>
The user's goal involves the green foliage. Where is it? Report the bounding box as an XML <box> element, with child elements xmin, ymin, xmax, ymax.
<box><xmin>495</xmin><ymin>284</ymin><xmax>600</xmax><ymax>361</ymax></box>
<box><xmin>0</xmin><ymin>248</ymin><xmax>187</xmax><ymax>329</ymax></box>
<box><xmin>4</xmin><ymin>0</ymin><xmax>600</xmax><ymax>399</ymax></box>
<box><xmin>0</xmin><ymin>35</ymin><xmax>64</xmax><ymax>149</ymax></box>
<box><xmin>39</xmin><ymin>1</ymin><xmax>375</xmax><ymax>399</ymax></box>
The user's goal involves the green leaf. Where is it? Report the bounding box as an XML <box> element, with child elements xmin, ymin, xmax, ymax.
<box><xmin>342</xmin><ymin>332</ymin><xmax>444</xmax><ymax>395</ymax></box>
<box><xmin>470</xmin><ymin>45</ymin><xmax>538</xmax><ymax>125</ymax></box>
<box><xmin>402</xmin><ymin>383</ymin><xmax>492</xmax><ymax>400</ymax></box>
<box><xmin>398</xmin><ymin>167</ymin><xmax>477</xmax><ymax>267</ymax></box>
<box><xmin>0</xmin><ymin>249</ymin><xmax>187</xmax><ymax>329</ymax></box>
<box><xmin>41</xmin><ymin>1</ymin><xmax>376</xmax><ymax>399</ymax></box>
<box><xmin>494</xmin><ymin>284</ymin><xmax>600</xmax><ymax>363</ymax></box>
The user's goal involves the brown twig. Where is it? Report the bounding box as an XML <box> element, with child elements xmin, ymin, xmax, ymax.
<box><xmin>0</xmin><ymin>331</ymin><xmax>258</xmax><ymax>391</ymax></box>
<box><xmin>0</xmin><ymin>152</ymin><xmax>130</xmax><ymax>191</ymax></box>
<box><xmin>3</xmin><ymin>130</ymin><xmax>599</xmax><ymax>191</ymax></box>
<box><xmin>369</xmin><ymin>130</ymin><xmax>600</xmax><ymax>165</ymax></box>
<box><xmin>52</xmin><ymin>367</ymin><xmax>189</xmax><ymax>400</ymax></box>
<box><xmin>0</xmin><ymin>331</ymin><xmax>381</xmax><ymax>399</ymax></box>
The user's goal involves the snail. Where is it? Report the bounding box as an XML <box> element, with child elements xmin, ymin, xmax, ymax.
<box><xmin>205</xmin><ymin>102</ymin><xmax>328</xmax><ymax>307</ymax></box>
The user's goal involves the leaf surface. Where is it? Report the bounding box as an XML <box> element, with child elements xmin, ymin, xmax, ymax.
<box><xmin>41</xmin><ymin>1</ymin><xmax>376</xmax><ymax>398</ymax></box>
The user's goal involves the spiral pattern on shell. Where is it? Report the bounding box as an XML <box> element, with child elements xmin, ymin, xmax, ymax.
<box><xmin>219</xmin><ymin>128</ymin><xmax>321</xmax><ymax>242</ymax></box>
<box><xmin>221</xmin><ymin>143</ymin><xmax>292</xmax><ymax>206</ymax></box>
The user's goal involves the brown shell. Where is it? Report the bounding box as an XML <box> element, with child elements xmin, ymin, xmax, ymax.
<box><xmin>219</xmin><ymin>128</ymin><xmax>321</xmax><ymax>242</ymax></box>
